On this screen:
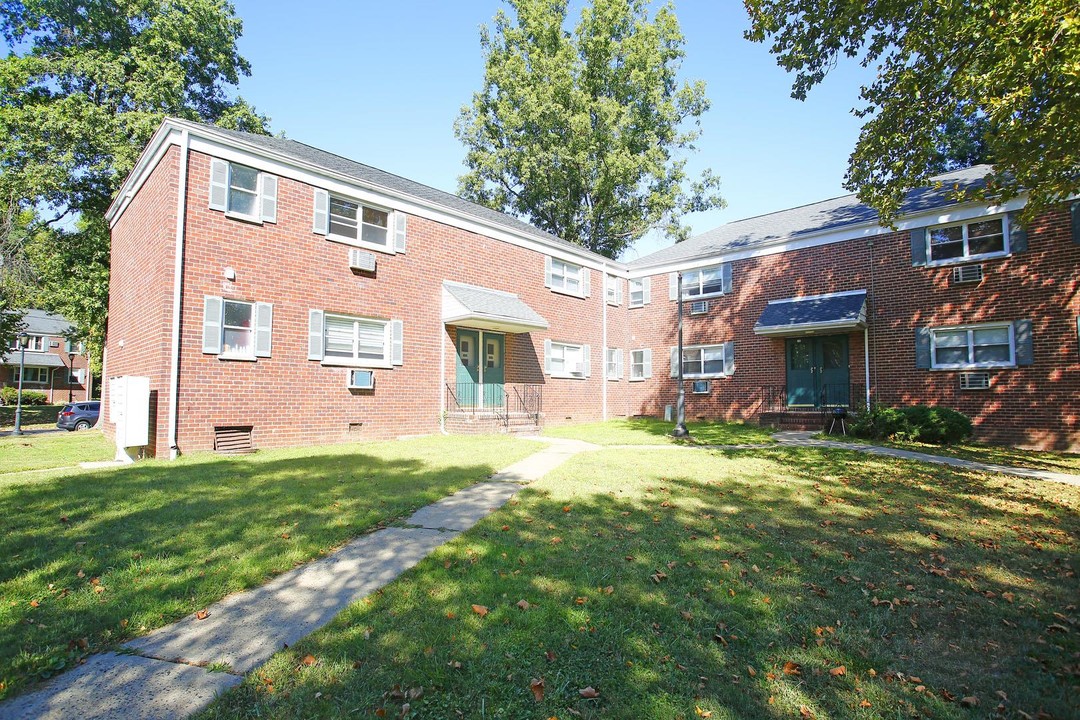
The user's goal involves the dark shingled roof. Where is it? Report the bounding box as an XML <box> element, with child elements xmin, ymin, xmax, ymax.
<box><xmin>181</xmin><ymin>120</ymin><xmax>607</xmax><ymax>263</ymax></box>
<box><xmin>632</xmin><ymin>165</ymin><xmax>994</xmax><ymax>268</ymax></box>
<box><xmin>755</xmin><ymin>291</ymin><xmax>867</xmax><ymax>334</ymax></box>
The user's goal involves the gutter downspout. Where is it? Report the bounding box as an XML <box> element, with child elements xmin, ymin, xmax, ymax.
<box><xmin>864</xmin><ymin>327</ymin><xmax>871</xmax><ymax>411</ymax></box>
<box><xmin>167</xmin><ymin>129</ymin><xmax>190</xmax><ymax>460</ymax></box>
<box><xmin>440</xmin><ymin>320</ymin><xmax>448</xmax><ymax>435</ymax></box>
<box><xmin>601</xmin><ymin>265</ymin><xmax>608</xmax><ymax>421</ymax></box>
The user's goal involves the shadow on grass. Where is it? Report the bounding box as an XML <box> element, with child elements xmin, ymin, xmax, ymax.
<box><xmin>199</xmin><ymin>447</ymin><xmax>1078</xmax><ymax>720</ymax></box>
<box><xmin>0</xmin><ymin>438</ymin><xmax>532</xmax><ymax>699</ymax></box>
<box><xmin>545</xmin><ymin>418</ymin><xmax>776</xmax><ymax>446</ymax></box>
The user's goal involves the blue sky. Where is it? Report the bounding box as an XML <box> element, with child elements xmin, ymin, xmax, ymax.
<box><xmin>231</xmin><ymin>1</ymin><xmax>875</xmax><ymax>259</ymax></box>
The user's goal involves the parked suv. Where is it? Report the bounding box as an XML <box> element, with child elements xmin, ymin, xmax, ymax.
<box><xmin>57</xmin><ymin>401</ymin><xmax>100</xmax><ymax>431</ymax></box>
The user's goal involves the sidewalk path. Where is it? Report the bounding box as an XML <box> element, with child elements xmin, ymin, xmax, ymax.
<box><xmin>0</xmin><ymin>437</ymin><xmax>595</xmax><ymax>720</ymax></box>
<box><xmin>770</xmin><ymin>431</ymin><xmax>1080</xmax><ymax>487</ymax></box>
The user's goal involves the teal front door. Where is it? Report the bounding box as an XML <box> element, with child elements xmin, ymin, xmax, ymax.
<box><xmin>454</xmin><ymin>329</ymin><xmax>504</xmax><ymax>408</ymax></box>
<box><xmin>785</xmin><ymin>335</ymin><xmax>850</xmax><ymax>407</ymax></box>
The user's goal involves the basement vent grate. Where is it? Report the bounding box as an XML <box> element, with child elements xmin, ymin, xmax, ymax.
<box><xmin>952</xmin><ymin>264</ymin><xmax>984</xmax><ymax>284</ymax></box>
<box><xmin>690</xmin><ymin>300</ymin><xmax>709</xmax><ymax>315</ymax></box>
<box><xmin>214</xmin><ymin>425</ymin><xmax>254</xmax><ymax>454</ymax></box>
<box><xmin>959</xmin><ymin>372</ymin><xmax>991</xmax><ymax>390</ymax></box>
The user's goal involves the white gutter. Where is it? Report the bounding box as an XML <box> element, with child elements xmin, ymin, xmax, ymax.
<box><xmin>864</xmin><ymin>327</ymin><xmax>871</xmax><ymax>411</ymax></box>
<box><xmin>601</xmin><ymin>265</ymin><xmax>608</xmax><ymax>421</ymax></box>
<box><xmin>167</xmin><ymin>129</ymin><xmax>190</xmax><ymax>460</ymax></box>
<box><xmin>440</xmin><ymin>322</ymin><xmax>448</xmax><ymax>435</ymax></box>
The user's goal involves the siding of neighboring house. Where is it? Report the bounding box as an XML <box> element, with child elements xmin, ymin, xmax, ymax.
<box><xmin>1</xmin><ymin>311</ymin><xmax>90</xmax><ymax>405</ymax></box>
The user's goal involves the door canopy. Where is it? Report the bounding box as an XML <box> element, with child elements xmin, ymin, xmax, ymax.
<box><xmin>754</xmin><ymin>290</ymin><xmax>867</xmax><ymax>337</ymax></box>
<box><xmin>442</xmin><ymin>281</ymin><xmax>550</xmax><ymax>333</ymax></box>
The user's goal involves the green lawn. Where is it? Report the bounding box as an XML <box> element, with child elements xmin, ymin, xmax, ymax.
<box><xmin>0</xmin><ymin>429</ymin><xmax>113</xmax><ymax>474</ymax></box>
<box><xmin>200</xmin><ymin>447</ymin><xmax>1078</xmax><ymax>720</ymax></box>
<box><xmin>0</xmin><ymin>435</ymin><xmax>541</xmax><ymax>699</ymax></box>
<box><xmin>544</xmin><ymin>418</ymin><xmax>776</xmax><ymax>446</ymax></box>
<box><xmin>875</xmin><ymin>439</ymin><xmax>1080</xmax><ymax>474</ymax></box>
<box><xmin>0</xmin><ymin>404</ymin><xmax>65</xmax><ymax>429</ymax></box>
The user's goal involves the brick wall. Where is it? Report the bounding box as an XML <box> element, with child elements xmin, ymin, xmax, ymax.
<box><xmin>0</xmin><ymin>345</ymin><xmax>89</xmax><ymax>404</ymax></box>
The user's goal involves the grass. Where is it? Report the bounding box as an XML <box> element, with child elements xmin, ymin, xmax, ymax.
<box><xmin>0</xmin><ymin>434</ymin><xmax>541</xmax><ymax>699</ymax></box>
<box><xmin>0</xmin><ymin>404</ymin><xmax>65</xmax><ymax>429</ymax></box>
<box><xmin>820</xmin><ymin>434</ymin><xmax>1080</xmax><ymax>474</ymax></box>
<box><xmin>0</xmin><ymin>429</ymin><xmax>113</xmax><ymax>474</ymax></box>
<box><xmin>199</xmin><ymin>447</ymin><xmax>1078</xmax><ymax>720</ymax></box>
<box><xmin>543</xmin><ymin>418</ymin><xmax>776</xmax><ymax>446</ymax></box>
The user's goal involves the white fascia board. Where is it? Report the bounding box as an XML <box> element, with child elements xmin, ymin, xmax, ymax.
<box><xmin>626</xmin><ymin>196</ymin><xmax>1031</xmax><ymax>279</ymax></box>
<box><xmin>112</xmin><ymin>119</ymin><xmax>623</xmax><ymax>272</ymax></box>
<box><xmin>754</xmin><ymin>319</ymin><xmax>867</xmax><ymax>337</ymax></box>
<box><xmin>765</xmin><ymin>289</ymin><xmax>867</xmax><ymax>305</ymax></box>
<box><xmin>105</xmin><ymin>125</ymin><xmax>184</xmax><ymax>225</ymax></box>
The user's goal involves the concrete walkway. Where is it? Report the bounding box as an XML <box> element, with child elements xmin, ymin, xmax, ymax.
<box><xmin>771</xmin><ymin>431</ymin><xmax>1080</xmax><ymax>487</ymax></box>
<box><xmin>0</xmin><ymin>437</ymin><xmax>594</xmax><ymax>720</ymax></box>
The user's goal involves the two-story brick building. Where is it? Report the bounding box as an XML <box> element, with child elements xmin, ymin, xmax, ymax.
<box><xmin>104</xmin><ymin>119</ymin><xmax>1079</xmax><ymax>455</ymax></box>
<box><xmin>2</xmin><ymin>309</ymin><xmax>90</xmax><ymax>405</ymax></box>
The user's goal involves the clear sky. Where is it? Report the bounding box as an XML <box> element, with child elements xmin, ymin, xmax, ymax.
<box><xmin>228</xmin><ymin>1</ymin><xmax>874</xmax><ymax>260</ymax></box>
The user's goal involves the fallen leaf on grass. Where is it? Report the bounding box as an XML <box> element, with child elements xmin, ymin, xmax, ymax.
<box><xmin>471</xmin><ymin>604</ymin><xmax>489</xmax><ymax>618</ymax></box>
<box><xmin>579</xmin><ymin>687</ymin><xmax>600</xmax><ymax>699</ymax></box>
<box><xmin>301</xmin><ymin>654</ymin><xmax>317</xmax><ymax>666</ymax></box>
<box><xmin>783</xmin><ymin>661</ymin><xmax>802</xmax><ymax>676</ymax></box>
<box><xmin>602</xmin><ymin>585</ymin><xmax>614</xmax><ymax>595</ymax></box>
<box><xmin>830</xmin><ymin>666</ymin><xmax>846</xmax><ymax>676</ymax></box>
<box><xmin>516</xmin><ymin>599</ymin><xmax>530</xmax><ymax>610</ymax></box>
<box><xmin>29</xmin><ymin>600</ymin><xmax>39</xmax><ymax>608</ymax></box>
<box><xmin>859</xmin><ymin>699</ymin><xmax>871</xmax><ymax>708</ymax></box>
<box><xmin>695</xmin><ymin>707</ymin><xmax>713</xmax><ymax>718</ymax></box>
<box><xmin>575</xmin><ymin>597</ymin><xmax>587</xmax><ymax>605</ymax></box>
<box><xmin>960</xmin><ymin>696</ymin><xmax>979</xmax><ymax>707</ymax></box>
<box><xmin>544</xmin><ymin>650</ymin><xmax>556</xmax><ymax>662</ymax></box>
<box><xmin>650</xmin><ymin>571</ymin><xmax>668</xmax><ymax>583</ymax></box>
<box><xmin>280</xmin><ymin>533</ymin><xmax>290</xmax><ymax>539</ymax></box>
<box><xmin>529</xmin><ymin>678</ymin><xmax>545</xmax><ymax>702</ymax></box>
<box><xmin>747</xmin><ymin>665</ymin><xmax>757</xmax><ymax>677</ymax></box>
<box><xmin>799</xmin><ymin>706</ymin><xmax>813</xmax><ymax>719</ymax></box>
<box><xmin>447</xmin><ymin>660</ymin><xmax>462</xmax><ymax>669</ymax></box>
<box><xmin>195</xmin><ymin>609</ymin><xmax>210</xmax><ymax>621</ymax></box>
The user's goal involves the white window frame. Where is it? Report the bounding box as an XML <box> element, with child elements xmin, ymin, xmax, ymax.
<box><xmin>14</xmin><ymin>366</ymin><xmax>49</xmax><ymax>384</ymax></box>
<box><xmin>605</xmin><ymin>348</ymin><xmax>622</xmax><ymax>380</ymax></box>
<box><xmin>223</xmin><ymin>162</ymin><xmax>262</xmax><ymax>221</ymax></box>
<box><xmin>10</xmin><ymin>335</ymin><xmax>46</xmax><ymax>352</ymax></box>
<box><xmin>327</xmin><ymin>195</ymin><xmax>392</xmax><ymax>253</ymax></box>
<box><xmin>927</xmin><ymin>215</ymin><xmax>1009</xmax><ymax>265</ymax></box>
<box><xmin>681</xmin><ymin>343</ymin><xmax>727</xmax><ymax>379</ymax></box>
<box><xmin>930</xmin><ymin>322</ymin><xmax>1015</xmax><ymax>369</ymax></box>
<box><xmin>550</xmin><ymin>258</ymin><xmax>583</xmax><ymax>297</ymax></box>
<box><xmin>550</xmin><ymin>341</ymin><xmax>586</xmax><ymax>379</ymax></box>
<box><xmin>605</xmin><ymin>276</ymin><xmax>622</xmax><ymax>306</ymax></box>
<box><xmin>628</xmin><ymin>279</ymin><xmax>645</xmax><ymax>308</ymax></box>
<box><xmin>322</xmin><ymin>313</ymin><xmax>393</xmax><ymax>369</ymax></box>
<box><xmin>681</xmin><ymin>265</ymin><xmax>726</xmax><ymax>300</ymax></box>
<box><xmin>219</xmin><ymin>299</ymin><xmax>256</xmax><ymax>360</ymax></box>
<box><xmin>630</xmin><ymin>349</ymin><xmax>647</xmax><ymax>381</ymax></box>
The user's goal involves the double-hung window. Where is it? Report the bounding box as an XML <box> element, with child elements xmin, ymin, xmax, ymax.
<box><xmin>683</xmin><ymin>266</ymin><xmax>725</xmax><ymax>299</ymax></box>
<box><xmin>630</xmin><ymin>349</ymin><xmax>652</xmax><ymax>380</ymax></box>
<box><xmin>928</xmin><ymin>217</ymin><xmax>1006</xmax><ymax>263</ymax></box>
<box><xmin>201</xmin><ymin>296</ymin><xmax>273</xmax><ymax>359</ymax></box>
<box><xmin>545</xmin><ymin>340</ymin><xmax>590</xmax><ymax>378</ymax></box>
<box><xmin>628</xmin><ymin>278</ymin><xmax>650</xmax><ymax>307</ymax></box>
<box><xmin>605</xmin><ymin>276</ymin><xmax>622</xmax><ymax>306</ymax></box>
<box><xmin>682</xmin><ymin>345</ymin><xmax>725</xmax><ymax>377</ymax></box>
<box><xmin>329</xmin><ymin>197</ymin><xmax>390</xmax><ymax>248</ymax></box>
<box><xmin>549</xmin><ymin>258</ymin><xmax>582</xmax><ymax>295</ymax></box>
<box><xmin>10</xmin><ymin>335</ymin><xmax>45</xmax><ymax>351</ymax></box>
<box><xmin>308</xmin><ymin>311</ymin><xmax>404</xmax><ymax>368</ymax></box>
<box><xmin>14</xmin><ymin>366</ymin><xmax>48</xmax><ymax>384</ymax></box>
<box><xmin>208</xmin><ymin>159</ymin><xmax>277</xmax><ymax>223</ymax></box>
<box><xmin>931</xmin><ymin>324</ymin><xmax>1014</xmax><ymax>368</ymax></box>
<box><xmin>605</xmin><ymin>348</ymin><xmax>622</xmax><ymax>380</ymax></box>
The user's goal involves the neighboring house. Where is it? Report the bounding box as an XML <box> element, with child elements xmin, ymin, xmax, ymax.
<box><xmin>1</xmin><ymin>309</ymin><xmax>90</xmax><ymax>404</ymax></box>
<box><xmin>104</xmin><ymin>119</ymin><xmax>1079</xmax><ymax>456</ymax></box>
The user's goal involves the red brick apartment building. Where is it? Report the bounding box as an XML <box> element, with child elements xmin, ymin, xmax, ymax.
<box><xmin>1</xmin><ymin>309</ymin><xmax>91</xmax><ymax>404</ymax></box>
<box><xmin>104</xmin><ymin>119</ymin><xmax>1079</xmax><ymax>456</ymax></box>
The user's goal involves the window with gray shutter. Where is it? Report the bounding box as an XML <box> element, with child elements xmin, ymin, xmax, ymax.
<box><xmin>312</xmin><ymin>189</ymin><xmax>329</xmax><ymax>235</ymax></box>
<box><xmin>254</xmin><ymin>303</ymin><xmax>273</xmax><ymax>357</ymax></box>
<box><xmin>202</xmin><ymin>296</ymin><xmax>223</xmax><ymax>354</ymax></box>
<box><xmin>260</xmin><ymin>175</ymin><xmax>278</xmax><ymax>223</ymax></box>
<box><xmin>308</xmin><ymin>309</ymin><xmax>325</xmax><ymax>360</ymax></box>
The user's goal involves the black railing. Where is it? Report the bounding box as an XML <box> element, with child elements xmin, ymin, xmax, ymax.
<box><xmin>445</xmin><ymin>383</ymin><xmax>544</xmax><ymax>429</ymax></box>
<box><xmin>512</xmin><ymin>384</ymin><xmax>543</xmax><ymax>423</ymax></box>
<box><xmin>759</xmin><ymin>384</ymin><xmax>866</xmax><ymax>413</ymax></box>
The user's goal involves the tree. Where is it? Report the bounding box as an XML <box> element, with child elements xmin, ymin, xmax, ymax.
<box><xmin>0</xmin><ymin>200</ymin><xmax>36</xmax><ymax>350</ymax></box>
<box><xmin>456</xmin><ymin>0</ymin><xmax>723</xmax><ymax>258</ymax></box>
<box><xmin>744</xmin><ymin>0</ymin><xmax>1080</xmax><ymax>223</ymax></box>
<box><xmin>0</xmin><ymin>0</ymin><xmax>268</xmax><ymax>359</ymax></box>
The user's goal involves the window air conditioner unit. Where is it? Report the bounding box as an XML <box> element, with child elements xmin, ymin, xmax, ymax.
<box><xmin>690</xmin><ymin>300</ymin><xmax>709</xmax><ymax>315</ymax></box>
<box><xmin>959</xmin><ymin>372</ymin><xmax>990</xmax><ymax>390</ymax></box>
<box><xmin>952</xmin><ymin>264</ymin><xmax>984</xmax><ymax>284</ymax></box>
<box><xmin>691</xmin><ymin>380</ymin><xmax>710</xmax><ymax>394</ymax></box>
<box><xmin>349</xmin><ymin>248</ymin><xmax>377</xmax><ymax>272</ymax></box>
<box><xmin>348</xmin><ymin>369</ymin><xmax>375</xmax><ymax>389</ymax></box>
<box><xmin>570</xmin><ymin>362</ymin><xmax>584</xmax><ymax>375</ymax></box>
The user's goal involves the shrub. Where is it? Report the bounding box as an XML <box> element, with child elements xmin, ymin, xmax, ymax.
<box><xmin>0</xmin><ymin>387</ymin><xmax>48</xmax><ymax>406</ymax></box>
<box><xmin>851</xmin><ymin>404</ymin><xmax>972</xmax><ymax>445</ymax></box>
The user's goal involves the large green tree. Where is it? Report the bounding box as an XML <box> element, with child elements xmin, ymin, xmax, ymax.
<box><xmin>0</xmin><ymin>0</ymin><xmax>268</xmax><ymax>365</ymax></box>
<box><xmin>744</xmin><ymin>0</ymin><xmax>1079</xmax><ymax>222</ymax></box>
<box><xmin>456</xmin><ymin>0</ymin><xmax>723</xmax><ymax>258</ymax></box>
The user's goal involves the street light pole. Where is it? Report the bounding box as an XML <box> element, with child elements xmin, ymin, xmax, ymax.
<box><xmin>671</xmin><ymin>271</ymin><xmax>689</xmax><ymax>437</ymax></box>
<box><xmin>68</xmin><ymin>351</ymin><xmax>75</xmax><ymax>403</ymax></box>
<box><xmin>13</xmin><ymin>331</ymin><xmax>28</xmax><ymax>436</ymax></box>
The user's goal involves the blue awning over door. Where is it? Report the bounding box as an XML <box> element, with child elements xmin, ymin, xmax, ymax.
<box><xmin>754</xmin><ymin>290</ymin><xmax>867</xmax><ymax>337</ymax></box>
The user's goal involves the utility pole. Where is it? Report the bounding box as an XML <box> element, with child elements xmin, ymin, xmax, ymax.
<box><xmin>671</xmin><ymin>271</ymin><xmax>689</xmax><ymax>438</ymax></box>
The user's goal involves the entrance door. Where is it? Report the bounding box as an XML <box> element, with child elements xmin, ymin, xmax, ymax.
<box><xmin>454</xmin><ymin>329</ymin><xmax>505</xmax><ymax>409</ymax></box>
<box><xmin>785</xmin><ymin>335</ymin><xmax>849</xmax><ymax>408</ymax></box>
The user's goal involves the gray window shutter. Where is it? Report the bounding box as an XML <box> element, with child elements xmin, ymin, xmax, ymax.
<box><xmin>915</xmin><ymin>327</ymin><xmax>932</xmax><ymax>369</ymax></box>
<box><xmin>1072</xmin><ymin>201</ymin><xmax>1080</xmax><ymax>245</ymax></box>
<box><xmin>254</xmin><ymin>302</ymin><xmax>273</xmax><ymax>357</ymax></box>
<box><xmin>1014</xmin><ymin>319</ymin><xmax>1033</xmax><ymax>366</ymax></box>
<box><xmin>544</xmin><ymin>257</ymin><xmax>553</xmax><ymax>288</ymax></box>
<box><xmin>76</xmin><ymin>368</ymin><xmax>85</xmax><ymax>384</ymax></box>
<box><xmin>260</xmin><ymin>174</ymin><xmax>278</xmax><ymax>223</ymax></box>
<box><xmin>202</xmin><ymin>296</ymin><xmax>223</xmax><ymax>354</ymax></box>
<box><xmin>582</xmin><ymin>268</ymin><xmax>591</xmax><ymax>297</ymax></box>
<box><xmin>911</xmin><ymin>227</ymin><xmax>928</xmax><ymax>266</ymax></box>
<box><xmin>312</xmin><ymin>189</ymin><xmax>329</xmax><ymax>235</ymax></box>
<box><xmin>616</xmin><ymin>349</ymin><xmax>623</xmax><ymax>378</ymax></box>
<box><xmin>1007</xmin><ymin>212</ymin><xmax>1026</xmax><ymax>253</ymax></box>
<box><xmin>670</xmin><ymin>347</ymin><xmax>678</xmax><ymax>377</ymax></box>
<box><xmin>209</xmin><ymin>159</ymin><xmax>228</xmax><ymax>211</ymax></box>
<box><xmin>642</xmin><ymin>276</ymin><xmax>651</xmax><ymax>305</ymax></box>
<box><xmin>669</xmin><ymin>272</ymin><xmax>679</xmax><ymax>301</ymax></box>
<box><xmin>583</xmin><ymin>344</ymin><xmax>591</xmax><ymax>377</ymax></box>
<box><xmin>390</xmin><ymin>320</ymin><xmax>404</xmax><ymax>365</ymax></box>
<box><xmin>615</xmin><ymin>278</ymin><xmax>623</xmax><ymax>305</ymax></box>
<box><xmin>308</xmin><ymin>309</ymin><xmax>324</xmax><ymax>360</ymax></box>
<box><xmin>543</xmin><ymin>338</ymin><xmax>552</xmax><ymax>374</ymax></box>
<box><xmin>721</xmin><ymin>263</ymin><xmax>733</xmax><ymax>295</ymax></box>
<box><xmin>393</xmin><ymin>212</ymin><xmax>407</xmax><ymax>253</ymax></box>
<box><xmin>642</xmin><ymin>348</ymin><xmax>652</xmax><ymax>379</ymax></box>
<box><xmin>723</xmin><ymin>340</ymin><xmax>735</xmax><ymax>375</ymax></box>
